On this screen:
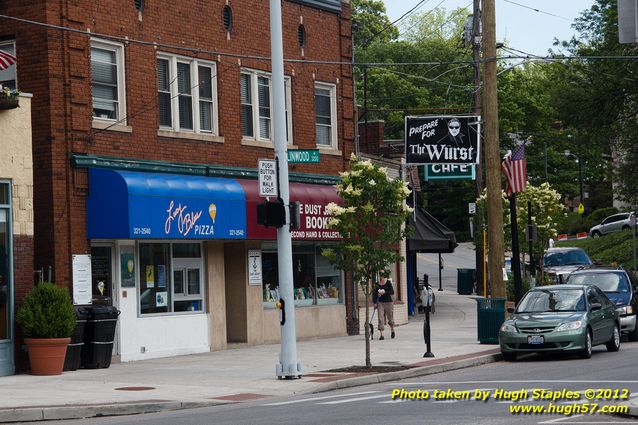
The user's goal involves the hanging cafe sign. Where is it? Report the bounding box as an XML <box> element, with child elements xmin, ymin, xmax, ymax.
<box><xmin>405</xmin><ymin>115</ymin><xmax>481</xmax><ymax>165</ymax></box>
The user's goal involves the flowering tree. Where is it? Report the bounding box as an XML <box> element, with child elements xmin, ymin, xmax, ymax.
<box><xmin>323</xmin><ymin>154</ymin><xmax>412</xmax><ymax>367</ymax></box>
<box><xmin>474</xmin><ymin>182</ymin><xmax>565</xmax><ymax>277</ymax></box>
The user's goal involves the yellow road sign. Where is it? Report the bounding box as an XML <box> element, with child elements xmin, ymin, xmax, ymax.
<box><xmin>578</xmin><ymin>203</ymin><xmax>584</xmax><ymax>214</ymax></box>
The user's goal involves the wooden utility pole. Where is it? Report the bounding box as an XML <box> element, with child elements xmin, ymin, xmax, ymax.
<box><xmin>482</xmin><ymin>0</ymin><xmax>505</xmax><ymax>298</ymax></box>
<box><xmin>472</xmin><ymin>0</ymin><xmax>485</xmax><ymax>294</ymax></box>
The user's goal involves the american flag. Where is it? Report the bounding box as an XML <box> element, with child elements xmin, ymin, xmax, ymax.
<box><xmin>0</xmin><ymin>50</ymin><xmax>17</xmax><ymax>71</ymax></box>
<box><xmin>501</xmin><ymin>145</ymin><xmax>527</xmax><ymax>196</ymax></box>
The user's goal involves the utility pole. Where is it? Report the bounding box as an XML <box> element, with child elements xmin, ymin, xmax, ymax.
<box><xmin>270</xmin><ymin>0</ymin><xmax>302</xmax><ymax>379</ymax></box>
<box><xmin>482</xmin><ymin>0</ymin><xmax>505</xmax><ymax>298</ymax></box>
<box><xmin>472</xmin><ymin>0</ymin><xmax>485</xmax><ymax>295</ymax></box>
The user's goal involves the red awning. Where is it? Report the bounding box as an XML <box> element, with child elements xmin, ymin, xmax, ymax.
<box><xmin>237</xmin><ymin>179</ymin><xmax>341</xmax><ymax>241</ymax></box>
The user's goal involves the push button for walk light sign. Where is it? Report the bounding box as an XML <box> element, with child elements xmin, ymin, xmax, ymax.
<box><xmin>259</xmin><ymin>159</ymin><xmax>278</xmax><ymax>197</ymax></box>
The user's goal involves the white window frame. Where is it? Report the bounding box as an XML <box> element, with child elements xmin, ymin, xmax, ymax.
<box><xmin>0</xmin><ymin>40</ymin><xmax>17</xmax><ymax>90</ymax></box>
<box><xmin>240</xmin><ymin>69</ymin><xmax>293</xmax><ymax>144</ymax></box>
<box><xmin>91</xmin><ymin>38</ymin><xmax>127</xmax><ymax>124</ymax></box>
<box><xmin>314</xmin><ymin>82</ymin><xmax>338</xmax><ymax>149</ymax></box>
<box><xmin>157</xmin><ymin>53</ymin><xmax>219</xmax><ymax>135</ymax></box>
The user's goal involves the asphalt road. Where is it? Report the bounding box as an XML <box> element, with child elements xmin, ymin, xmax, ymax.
<box><xmin>41</xmin><ymin>340</ymin><xmax>638</xmax><ymax>425</ymax></box>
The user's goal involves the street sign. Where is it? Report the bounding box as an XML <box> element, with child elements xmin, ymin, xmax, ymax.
<box><xmin>424</xmin><ymin>163</ymin><xmax>475</xmax><ymax>181</ymax></box>
<box><xmin>258</xmin><ymin>159</ymin><xmax>278</xmax><ymax>197</ymax></box>
<box><xmin>287</xmin><ymin>149</ymin><xmax>320</xmax><ymax>164</ymax></box>
<box><xmin>468</xmin><ymin>202</ymin><xmax>476</xmax><ymax>215</ymax></box>
<box><xmin>578</xmin><ymin>203</ymin><xmax>584</xmax><ymax>214</ymax></box>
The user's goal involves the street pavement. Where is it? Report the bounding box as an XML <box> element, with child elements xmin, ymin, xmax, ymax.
<box><xmin>0</xmin><ymin>243</ymin><xmax>542</xmax><ymax>422</ymax></box>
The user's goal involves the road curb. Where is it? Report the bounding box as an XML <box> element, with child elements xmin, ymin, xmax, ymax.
<box><xmin>0</xmin><ymin>352</ymin><xmax>502</xmax><ymax>423</ymax></box>
<box><xmin>314</xmin><ymin>352</ymin><xmax>502</xmax><ymax>393</ymax></box>
<box><xmin>0</xmin><ymin>400</ymin><xmax>228</xmax><ymax>423</ymax></box>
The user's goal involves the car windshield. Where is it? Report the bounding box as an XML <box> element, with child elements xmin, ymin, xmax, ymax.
<box><xmin>543</xmin><ymin>250</ymin><xmax>592</xmax><ymax>267</ymax></box>
<box><xmin>567</xmin><ymin>272</ymin><xmax>630</xmax><ymax>293</ymax></box>
<box><xmin>517</xmin><ymin>289</ymin><xmax>585</xmax><ymax>313</ymax></box>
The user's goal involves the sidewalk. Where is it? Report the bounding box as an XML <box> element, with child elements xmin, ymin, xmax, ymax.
<box><xmin>0</xmin><ymin>291</ymin><xmax>501</xmax><ymax>423</ymax></box>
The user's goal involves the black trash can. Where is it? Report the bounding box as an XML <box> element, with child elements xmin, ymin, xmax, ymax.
<box><xmin>475</xmin><ymin>297</ymin><xmax>506</xmax><ymax>344</ymax></box>
<box><xmin>63</xmin><ymin>306</ymin><xmax>89</xmax><ymax>371</ymax></box>
<box><xmin>457</xmin><ymin>268</ymin><xmax>475</xmax><ymax>295</ymax></box>
<box><xmin>82</xmin><ymin>305</ymin><xmax>120</xmax><ymax>369</ymax></box>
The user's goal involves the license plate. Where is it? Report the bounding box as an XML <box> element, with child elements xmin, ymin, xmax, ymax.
<box><xmin>528</xmin><ymin>335</ymin><xmax>544</xmax><ymax>345</ymax></box>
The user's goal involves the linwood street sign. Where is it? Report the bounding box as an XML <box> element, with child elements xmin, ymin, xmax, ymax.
<box><xmin>287</xmin><ymin>149</ymin><xmax>320</xmax><ymax>164</ymax></box>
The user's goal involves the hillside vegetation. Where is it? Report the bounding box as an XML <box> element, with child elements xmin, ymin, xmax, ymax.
<box><xmin>556</xmin><ymin>230</ymin><xmax>637</xmax><ymax>271</ymax></box>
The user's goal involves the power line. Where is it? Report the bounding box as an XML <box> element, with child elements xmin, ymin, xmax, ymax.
<box><xmin>398</xmin><ymin>0</ymin><xmax>451</xmax><ymax>38</ymax></box>
<box><xmin>502</xmin><ymin>0</ymin><xmax>572</xmax><ymax>22</ymax></box>
<box><xmin>360</xmin><ymin>0</ymin><xmax>433</xmax><ymax>47</ymax></box>
<box><xmin>3</xmin><ymin>14</ymin><xmax>638</xmax><ymax>67</ymax></box>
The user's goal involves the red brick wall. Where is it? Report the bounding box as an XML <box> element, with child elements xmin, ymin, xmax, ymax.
<box><xmin>12</xmin><ymin>234</ymin><xmax>34</xmax><ymax>373</ymax></box>
<box><xmin>1</xmin><ymin>0</ymin><xmax>355</xmax><ymax>287</ymax></box>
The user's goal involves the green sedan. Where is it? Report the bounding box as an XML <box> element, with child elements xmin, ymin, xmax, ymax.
<box><xmin>499</xmin><ymin>284</ymin><xmax>620</xmax><ymax>361</ymax></box>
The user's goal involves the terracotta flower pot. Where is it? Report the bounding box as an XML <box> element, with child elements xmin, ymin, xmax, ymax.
<box><xmin>25</xmin><ymin>337</ymin><xmax>71</xmax><ymax>375</ymax></box>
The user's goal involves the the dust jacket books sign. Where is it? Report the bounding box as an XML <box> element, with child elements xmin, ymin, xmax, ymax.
<box><xmin>405</xmin><ymin>115</ymin><xmax>481</xmax><ymax>165</ymax></box>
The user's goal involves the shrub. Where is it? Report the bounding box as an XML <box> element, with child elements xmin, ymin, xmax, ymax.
<box><xmin>506</xmin><ymin>274</ymin><xmax>532</xmax><ymax>302</ymax></box>
<box><xmin>16</xmin><ymin>283</ymin><xmax>76</xmax><ymax>338</ymax></box>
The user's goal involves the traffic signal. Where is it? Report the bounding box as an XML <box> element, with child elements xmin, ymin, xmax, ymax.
<box><xmin>289</xmin><ymin>201</ymin><xmax>301</xmax><ymax>230</ymax></box>
<box><xmin>257</xmin><ymin>200</ymin><xmax>286</xmax><ymax>228</ymax></box>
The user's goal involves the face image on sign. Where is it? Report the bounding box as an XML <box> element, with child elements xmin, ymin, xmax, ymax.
<box><xmin>405</xmin><ymin>115</ymin><xmax>480</xmax><ymax>165</ymax></box>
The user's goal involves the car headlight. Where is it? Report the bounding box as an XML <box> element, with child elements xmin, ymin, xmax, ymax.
<box><xmin>500</xmin><ymin>323</ymin><xmax>517</xmax><ymax>333</ymax></box>
<box><xmin>616</xmin><ymin>306</ymin><xmax>633</xmax><ymax>315</ymax></box>
<box><xmin>556</xmin><ymin>321</ymin><xmax>583</xmax><ymax>332</ymax></box>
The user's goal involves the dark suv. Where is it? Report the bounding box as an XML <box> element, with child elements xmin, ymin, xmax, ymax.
<box><xmin>543</xmin><ymin>247</ymin><xmax>593</xmax><ymax>285</ymax></box>
<box><xmin>567</xmin><ymin>268</ymin><xmax>638</xmax><ymax>341</ymax></box>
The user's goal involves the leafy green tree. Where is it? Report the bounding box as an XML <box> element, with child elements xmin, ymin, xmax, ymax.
<box><xmin>323</xmin><ymin>155</ymin><xmax>412</xmax><ymax>367</ymax></box>
<box><xmin>352</xmin><ymin>0</ymin><xmax>399</xmax><ymax>49</ymax></box>
<box><xmin>474</xmin><ymin>183</ymin><xmax>565</xmax><ymax>278</ymax></box>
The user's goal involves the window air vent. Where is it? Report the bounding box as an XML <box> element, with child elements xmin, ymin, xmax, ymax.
<box><xmin>134</xmin><ymin>0</ymin><xmax>144</xmax><ymax>11</ymax></box>
<box><xmin>298</xmin><ymin>24</ymin><xmax>306</xmax><ymax>47</ymax></box>
<box><xmin>223</xmin><ymin>6</ymin><xmax>233</xmax><ymax>31</ymax></box>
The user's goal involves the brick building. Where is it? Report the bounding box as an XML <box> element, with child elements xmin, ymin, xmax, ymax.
<box><xmin>0</xmin><ymin>0</ymin><xmax>359</xmax><ymax>373</ymax></box>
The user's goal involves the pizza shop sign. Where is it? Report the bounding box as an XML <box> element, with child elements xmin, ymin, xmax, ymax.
<box><xmin>291</xmin><ymin>202</ymin><xmax>341</xmax><ymax>240</ymax></box>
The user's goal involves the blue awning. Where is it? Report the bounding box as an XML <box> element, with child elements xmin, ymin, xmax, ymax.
<box><xmin>87</xmin><ymin>169</ymin><xmax>246</xmax><ymax>239</ymax></box>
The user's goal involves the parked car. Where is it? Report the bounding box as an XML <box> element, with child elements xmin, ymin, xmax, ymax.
<box><xmin>566</xmin><ymin>268</ymin><xmax>638</xmax><ymax>341</ymax></box>
<box><xmin>589</xmin><ymin>212</ymin><xmax>636</xmax><ymax>238</ymax></box>
<box><xmin>499</xmin><ymin>284</ymin><xmax>620</xmax><ymax>361</ymax></box>
<box><xmin>543</xmin><ymin>247</ymin><xmax>593</xmax><ymax>284</ymax></box>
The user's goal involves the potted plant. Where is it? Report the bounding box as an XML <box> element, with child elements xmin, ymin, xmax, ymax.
<box><xmin>16</xmin><ymin>283</ymin><xmax>76</xmax><ymax>375</ymax></box>
<box><xmin>0</xmin><ymin>86</ymin><xmax>20</xmax><ymax>110</ymax></box>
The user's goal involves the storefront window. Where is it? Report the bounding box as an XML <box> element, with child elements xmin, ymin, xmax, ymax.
<box><xmin>262</xmin><ymin>242</ymin><xmax>343</xmax><ymax>308</ymax></box>
<box><xmin>138</xmin><ymin>242</ymin><xmax>204</xmax><ymax>315</ymax></box>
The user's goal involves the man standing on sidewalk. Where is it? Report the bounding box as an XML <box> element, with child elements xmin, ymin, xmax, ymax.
<box><xmin>375</xmin><ymin>270</ymin><xmax>396</xmax><ymax>340</ymax></box>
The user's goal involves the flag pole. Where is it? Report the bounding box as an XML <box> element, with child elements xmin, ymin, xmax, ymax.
<box><xmin>509</xmin><ymin>194</ymin><xmax>523</xmax><ymax>305</ymax></box>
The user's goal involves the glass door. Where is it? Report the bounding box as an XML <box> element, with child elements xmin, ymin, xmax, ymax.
<box><xmin>0</xmin><ymin>182</ymin><xmax>14</xmax><ymax>375</ymax></box>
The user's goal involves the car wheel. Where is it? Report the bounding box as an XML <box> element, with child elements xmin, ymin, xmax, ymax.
<box><xmin>502</xmin><ymin>351</ymin><xmax>516</xmax><ymax>362</ymax></box>
<box><xmin>622</xmin><ymin>225</ymin><xmax>631</xmax><ymax>231</ymax></box>
<box><xmin>606</xmin><ymin>325</ymin><xmax>620</xmax><ymax>352</ymax></box>
<box><xmin>628</xmin><ymin>318</ymin><xmax>638</xmax><ymax>342</ymax></box>
<box><xmin>591</xmin><ymin>231</ymin><xmax>601</xmax><ymax>238</ymax></box>
<box><xmin>580</xmin><ymin>330</ymin><xmax>592</xmax><ymax>359</ymax></box>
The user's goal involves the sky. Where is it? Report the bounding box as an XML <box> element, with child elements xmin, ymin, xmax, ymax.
<box><xmin>383</xmin><ymin>0</ymin><xmax>596</xmax><ymax>56</ymax></box>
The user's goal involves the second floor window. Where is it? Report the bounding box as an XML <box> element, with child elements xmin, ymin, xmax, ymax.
<box><xmin>315</xmin><ymin>82</ymin><xmax>337</xmax><ymax>148</ymax></box>
<box><xmin>240</xmin><ymin>70</ymin><xmax>292</xmax><ymax>143</ymax></box>
<box><xmin>0</xmin><ymin>41</ymin><xmax>17</xmax><ymax>90</ymax></box>
<box><xmin>157</xmin><ymin>55</ymin><xmax>217</xmax><ymax>134</ymax></box>
<box><xmin>91</xmin><ymin>39</ymin><xmax>126</xmax><ymax>122</ymax></box>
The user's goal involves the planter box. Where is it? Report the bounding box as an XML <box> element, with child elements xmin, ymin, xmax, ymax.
<box><xmin>0</xmin><ymin>97</ymin><xmax>19</xmax><ymax>110</ymax></box>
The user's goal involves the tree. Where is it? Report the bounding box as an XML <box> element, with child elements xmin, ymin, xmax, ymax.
<box><xmin>323</xmin><ymin>154</ymin><xmax>412</xmax><ymax>367</ymax></box>
<box><xmin>351</xmin><ymin>0</ymin><xmax>399</xmax><ymax>49</ymax></box>
<box><xmin>474</xmin><ymin>183</ymin><xmax>565</xmax><ymax>278</ymax></box>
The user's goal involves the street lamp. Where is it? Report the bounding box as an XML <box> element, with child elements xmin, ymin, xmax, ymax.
<box><xmin>564</xmin><ymin>150</ymin><xmax>584</xmax><ymax>206</ymax></box>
